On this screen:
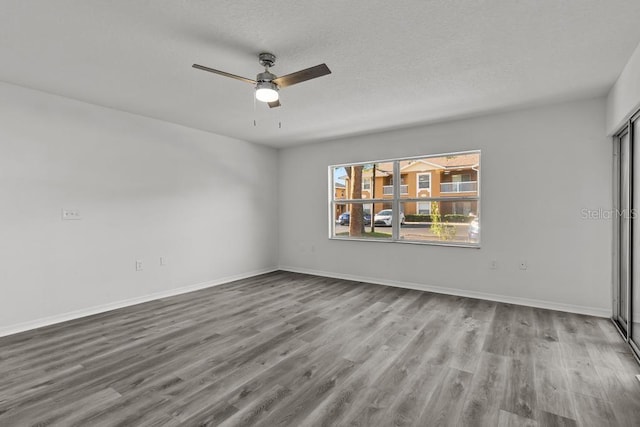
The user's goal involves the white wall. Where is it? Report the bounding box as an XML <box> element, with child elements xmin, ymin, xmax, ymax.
<box><xmin>607</xmin><ymin>40</ymin><xmax>640</xmax><ymax>134</ymax></box>
<box><xmin>0</xmin><ymin>82</ymin><xmax>278</xmax><ymax>334</ymax></box>
<box><xmin>279</xmin><ymin>97</ymin><xmax>612</xmax><ymax>316</ymax></box>
<box><xmin>0</xmin><ymin>84</ymin><xmax>613</xmax><ymax>335</ymax></box>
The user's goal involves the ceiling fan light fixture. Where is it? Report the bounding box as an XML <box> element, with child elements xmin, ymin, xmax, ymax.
<box><xmin>255</xmin><ymin>81</ymin><xmax>279</xmax><ymax>103</ymax></box>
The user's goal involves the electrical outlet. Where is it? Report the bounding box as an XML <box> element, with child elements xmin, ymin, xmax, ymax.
<box><xmin>519</xmin><ymin>261</ymin><xmax>528</xmax><ymax>270</ymax></box>
<box><xmin>136</xmin><ymin>260</ymin><xmax>143</xmax><ymax>271</ymax></box>
<box><xmin>62</xmin><ymin>209</ymin><xmax>81</xmax><ymax>220</ymax></box>
<box><xmin>160</xmin><ymin>257</ymin><xmax>167</xmax><ymax>266</ymax></box>
<box><xmin>490</xmin><ymin>260</ymin><xmax>498</xmax><ymax>270</ymax></box>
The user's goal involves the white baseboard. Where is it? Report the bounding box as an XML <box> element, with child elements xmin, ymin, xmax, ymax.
<box><xmin>0</xmin><ymin>267</ymin><xmax>278</xmax><ymax>338</ymax></box>
<box><xmin>2</xmin><ymin>265</ymin><xmax>611</xmax><ymax>338</ymax></box>
<box><xmin>279</xmin><ymin>265</ymin><xmax>611</xmax><ymax>318</ymax></box>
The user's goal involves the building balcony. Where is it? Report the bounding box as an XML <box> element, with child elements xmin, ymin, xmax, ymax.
<box><xmin>383</xmin><ymin>185</ymin><xmax>409</xmax><ymax>195</ymax></box>
<box><xmin>440</xmin><ymin>181</ymin><xmax>477</xmax><ymax>193</ymax></box>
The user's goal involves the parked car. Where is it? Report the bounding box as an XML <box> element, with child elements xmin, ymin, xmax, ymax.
<box><xmin>338</xmin><ymin>212</ymin><xmax>371</xmax><ymax>225</ymax></box>
<box><xmin>373</xmin><ymin>209</ymin><xmax>405</xmax><ymax>226</ymax></box>
<box><xmin>468</xmin><ymin>218</ymin><xmax>479</xmax><ymax>242</ymax></box>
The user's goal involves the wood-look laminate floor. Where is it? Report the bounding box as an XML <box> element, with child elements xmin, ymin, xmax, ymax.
<box><xmin>1</xmin><ymin>271</ymin><xmax>639</xmax><ymax>427</ymax></box>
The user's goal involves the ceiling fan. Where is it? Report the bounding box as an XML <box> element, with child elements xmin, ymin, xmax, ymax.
<box><xmin>192</xmin><ymin>52</ymin><xmax>331</xmax><ymax>108</ymax></box>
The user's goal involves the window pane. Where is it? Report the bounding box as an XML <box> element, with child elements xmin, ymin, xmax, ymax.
<box><xmin>620</xmin><ymin>132</ymin><xmax>630</xmax><ymax>325</ymax></box>
<box><xmin>430</xmin><ymin>153</ymin><xmax>480</xmax><ymax>196</ymax></box>
<box><xmin>333</xmin><ymin>202</ymin><xmax>393</xmax><ymax>239</ymax></box>
<box><xmin>398</xmin><ymin>153</ymin><xmax>479</xmax><ymax>199</ymax></box>
<box><xmin>333</xmin><ymin>163</ymin><xmax>393</xmax><ymax>200</ymax></box>
<box><xmin>333</xmin><ymin>166</ymin><xmax>348</xmax><ymax>200</ymax></box>
<box><xmin>632</xmin><ymin>119</ymin><xmax>640</xmax><ymax>346</ymax></box>
<box><xmin>400</xmin><ymin>200</ymin><xmax>479</xmax><ymax>244</ymax></box>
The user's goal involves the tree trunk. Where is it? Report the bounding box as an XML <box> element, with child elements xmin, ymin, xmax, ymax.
<box><xmin>349</xmin><ymin>165</ymin><xmax>364</xmax><ymax>236</ymax></box>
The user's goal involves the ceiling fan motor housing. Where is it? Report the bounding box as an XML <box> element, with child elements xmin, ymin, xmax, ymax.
<box><xmin>257</xmin><ymin>71</ymin><xmax>277</xmax><ymax>83</ymax></box>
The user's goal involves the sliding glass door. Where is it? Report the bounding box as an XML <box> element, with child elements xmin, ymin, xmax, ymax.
<box><xmin>615</xmin><ymin>110</ymin><xmax>640</xmax><ymax>359</ymax></box>
<box><xmin>615</xmin><ymin>131</ymin><xmax>630</xmax><ymax>332</ymax></box>
<box><xmin>632</xmin><ymin>117</ymin><xmax>640</xmax><ymax>355</ymax></box>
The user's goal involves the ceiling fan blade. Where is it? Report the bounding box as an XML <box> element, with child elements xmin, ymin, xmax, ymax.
<box><xmin>272</xmin><ymin>64</ymin><xmax>331</xmax><ymax>88</ymax></box>
<box><xmin>192</xmin><ymin>64</ymin><xmax>256</xmax><ymax>85</ymax></box>
<box><xmin>268</xmin><ymin>99</ymin><xmax>281</xmax><ymax>108</ymax></box>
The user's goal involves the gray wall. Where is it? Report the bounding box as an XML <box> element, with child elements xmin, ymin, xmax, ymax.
<box><xmin>278</xmin><ymin>97</ymin><xmax>612</xmax><ymax>316</ymax></box>
<box><xmin>0</xmin><ymin>85</ymin><xmax>617</xmax><ymax>334</ymax></box>
<box><xmin>0</xmin><ymin>82</ymin><xmax>279</xmax><ymax>333</ymax></box>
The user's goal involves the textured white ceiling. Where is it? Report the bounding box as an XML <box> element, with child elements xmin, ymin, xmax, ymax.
<box><xmin>1</xmin><ymin>1</ymin><xmax>640</xmax><ymax>147</ymax></box>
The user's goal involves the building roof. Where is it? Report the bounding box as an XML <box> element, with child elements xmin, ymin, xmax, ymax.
<box><xmin>344</xmin><ymin>153</ymin><xmax>480</xmax><ymax>180</ymax></box>
<box><xmin>424</xmin><ymin>154</ymin><xmax>480</xmax><ymax>168</ymax></box>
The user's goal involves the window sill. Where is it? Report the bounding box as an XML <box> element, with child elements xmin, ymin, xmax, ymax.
<box><xmin>328</xmin><ymin>236</ymin><xmax>481</xmax><ymax>248</ymax></box>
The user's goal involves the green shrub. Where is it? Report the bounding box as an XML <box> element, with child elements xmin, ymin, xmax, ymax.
<box><xmin>405</xmin><ymin>214</ymin><xmax>432</xmax><ymax>222</ymax></box>
<box><xmin>443</xmin><ymin>214</ymin><xmax>473</xmax><ymax>223</ymax></box>
<box><xmin>431</xmin><ymin>202</ymin><xmax>457</xmax><ymax>240</ymax></box>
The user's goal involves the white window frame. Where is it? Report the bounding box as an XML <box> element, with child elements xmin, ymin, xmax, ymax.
<box><xmin>417</xmin><ymin>172</ymin><xmax>431</xmax><ymax>192</ymax></box>
<box><xmin>329</xmin><ymin>150</ymin><xmax>480</xmax><ymax>247</ymax></box>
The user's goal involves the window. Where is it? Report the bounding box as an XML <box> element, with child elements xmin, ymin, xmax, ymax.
<box><xmin>330</xmin><ymin>151</ymin><xmax>480</xmax><ymax>246</ymax></box>
<box><xmin>417</xmin><ymin>202</ymin><xmax>431</xmax><ymax>214</ymax></box>
<box><xmin>417</xmin><ymin>173</ymin><xmax>431</xmax><ymax>191</ymax></box>
<box><xmin>362</xmin><ymin>177</ymin><xmax>371</xmax><ymax>191</ymax></box>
